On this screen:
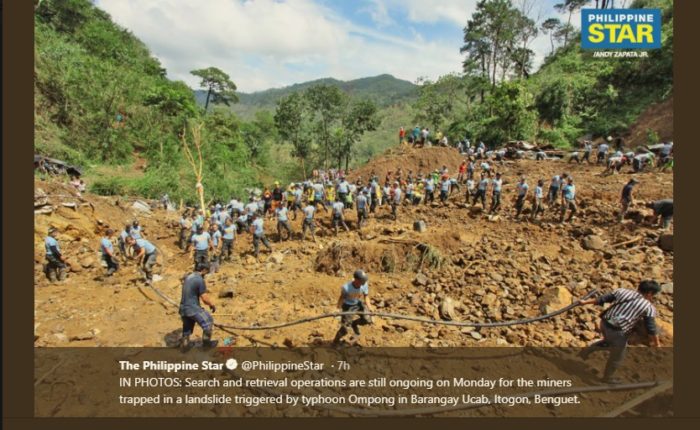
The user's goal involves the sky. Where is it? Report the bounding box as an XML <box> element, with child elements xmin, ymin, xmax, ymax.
<box><xmin>94</xmin><ymin>0</ymin><xmax>583</xmax><ymax>93</ymax></box>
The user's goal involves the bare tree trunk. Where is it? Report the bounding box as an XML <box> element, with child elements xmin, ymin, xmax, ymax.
<box><xmin>181</xmin><ymin>123</ymin><xmax>206</xmax><ymax>214</ymax></box>
<box><xmin>204</xmin><ymin>87</ymin><xmax>212</xmax><ymax>112</ymax></box>
<box><xmin>550</xmin><ymin>33</ymin><xmax>555</xmax><ymax>55</ymax></box>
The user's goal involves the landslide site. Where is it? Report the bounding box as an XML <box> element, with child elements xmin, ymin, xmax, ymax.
<box><xmin>33</xmin><ymin>147</ymin><xmax>674</xmax><ymax>349</ymax></box>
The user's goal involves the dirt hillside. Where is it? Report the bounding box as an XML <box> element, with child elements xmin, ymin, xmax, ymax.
<box><xmin>624</xmin><ymin>97</ymin><xmax>673</xmax><ymax>148</ymax></box>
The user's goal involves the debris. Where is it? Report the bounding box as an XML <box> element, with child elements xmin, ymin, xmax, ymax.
<box><xmin>413</xmin><ymin>274</ymin><xmax>429</xmax><ymax>287</ymax></box>
<box><xmin>132</xmin><ymin>200</ymin><xmax>152</xmax><ymax>213</ymax></box>
<box><xmin>219</xmin><ymin>289</ymin><xmax>235</xmax><ymax>299</ymax></box>
<box><xmin>79</xmin><ymin>256</ymin><xmax>96</xmax><ymax>269</ymax></box>
<box><xmin>413</xmin><ymin>220</ymin><xmax>427</xmax><ymax>233</ymax></box>
<box><xmin>268</xmin><ymin>252</ymin><xmax>285</xmax><ymax>264</ymax></box>
<box><xmin>439</xmin><ymin>297</ymin><xmax>456</xmax><ymax>321</ymax></box>
<box><xmin>582</xmin><ymin>235</ymin><xmax>606</xmax><ymax>251</ymax></box>
<box><xmin>538</xmin><ymin>286</ymin><xmax>573</xmax><ymax>314</ymax></box>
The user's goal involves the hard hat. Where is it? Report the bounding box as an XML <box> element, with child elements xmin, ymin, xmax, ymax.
<box><xmin>353</xmin><ymin>270</ymin><xmax>369</xmax><ymax>283</ymax></box>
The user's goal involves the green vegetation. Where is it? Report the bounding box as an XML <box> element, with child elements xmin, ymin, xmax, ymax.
<box><xmin>35</xmin><ymin>0</ymin><xmax>289</xmax><ymax>204</ymax></box>
<box><xmin>198</xmin><ymin>74</ymin><xmax>418</xmax><ymax>119</ymax></box>
<box><xmin>418</xmin><ymin>0</ymin><xmax>673</xmax><ymax>148</ymax></box>
<box><xmin>34</xmin><ymin>0</ymin><xmax>672</xmax><ymax>206</ymax></box>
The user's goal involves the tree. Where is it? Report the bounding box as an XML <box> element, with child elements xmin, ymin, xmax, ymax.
<box><xmin>240</xmin><ymin>111</ymin><xmax>276</xmax><ymax>163</ymax></box>
<box><xmin>275</xmin><ymin>93</ymin><xmax>312</xmax><ymax>178</ymax></box>
<box><xmin>461</xmin><ymin>0</ymin><xmax>534</xmax><ymax>88</ymax></box>
<box><xmin>512</xmin><ymin>11</ymin><xmax>538</xmax><ymax>79</ymax></box>
<box><xmin>338</xmin><ymin>99</ymin><xmax>379</xmax><ymax>170</ymax></box>
<box><xmin>541</xmin><ymin>18</ymin><xmax>562</xmax><ymax>55</ymax></box>
<box><xmin>305</xmin><ymin>84</ymin><xmax>347</xmax><ymax>169</ymax></box>
<box><xmin>554</xmin><ymin>0</ymin><xmax>589</xmax><ymax>45</ymax></box>
<box><xmin>190</xmin><ymin>67</ymin><xmax>238</xmax><ymax>112</ymax></box>
<box><xmin>413</xmin><ymin>75</ymin><xmax>464</xmax><ymax>130</ymax></box>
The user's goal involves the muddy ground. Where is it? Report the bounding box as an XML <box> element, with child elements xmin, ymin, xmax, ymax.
<box><xmin>34</xmin><ymin>148</ymin><xmax>673</xmax><ymax>349</ymax></box>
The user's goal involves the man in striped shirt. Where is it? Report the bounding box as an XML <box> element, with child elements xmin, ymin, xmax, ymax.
<box><xmin>577</xmin><ymin>281</ymin><xmax>662</xmax><ymax>384</ymax></box>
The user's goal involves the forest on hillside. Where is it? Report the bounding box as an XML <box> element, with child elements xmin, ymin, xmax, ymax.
<box><xmin>34</xmin><ymin>0</ymin><xmax>672</xmax><ymax>205</ymax></box>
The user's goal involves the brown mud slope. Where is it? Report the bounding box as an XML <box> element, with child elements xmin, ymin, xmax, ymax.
<box><xmin>348</xmin><ymin>146</ymin><xmax>465</xmax><ymax>181</ymax></box>
<box><xmin>34</xmin><ymin>156</ymin><xmax>673</xmax><ymax>349</ymax></box>
<box><xmin>624</xmin><ymin>97</ymin><xmax>673</xmax><ymax>148</ymax></box>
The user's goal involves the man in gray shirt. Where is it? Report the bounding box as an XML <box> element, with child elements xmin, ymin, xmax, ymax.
<box><xmin>179</xmin><ymin>262</ymin><xmax>217</xmax><ymax>350</ymax></box>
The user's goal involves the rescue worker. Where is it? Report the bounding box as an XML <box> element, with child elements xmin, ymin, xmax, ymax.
<box><xmin>221</xmin><ymin>218</ymin><xmax>237</xmax><ymax>262</ymax></box>
<box><xmin>209</xmin><ymin>224</ymin><xmax>222</xmax><ymax>273</ymax></box>
<box><xmin>250</xmin><ymin>213</ymin><xmax>272</xmax><ymax>258</ymax></box>
<box><xmin>646</xmin><ymin>199</ymin><xmax>673</xmax><ymax>230</ymax></box>
<box><xmin>127</xmin><ymin>236</ymin><xmax>158</xmax><ymax>284</ymax></box>
<box><xmin>391</xmin><ymin>182</ymin><xmax>402</xmax><ymax>220</ymax></box>
<box><xmin>331</xmin><ymin>199</ymin><xmax>350</xmax><ymax>235</ymax></box>
<box><xmin>514</xmin><ymin>176</ymin><xmax>529</xmax><ymax>219</ymax></box>
<box><xmin>275</xmin><ymin>202</ymin><xmax>293</xmax><ymax>241</ymax></box>
<box><xmin>356</xmin><ymin>191</ymin><xmax>369</xmax><ymax>230</ymax></box>
<box><xmin>489</xmin><ymin>172</ymin><xmax>503</xmax><ymax>214</ymax></box>
<box><xmin>118</xmin><ymin>224</ymin><xmax>131</xmax><ymax>261</ymax></box>
<box><xmin>101</xmin><ymin>228</ymin><xmax>119</xmax><ymax>276</ymax></box>
<box><xmin>473</xmin><ymin>173</ymin><xmax>489</xmax><ymax>208</ymax></box>
<box><xmin>560</xmin><ymin>177</ymin><xmax>577</xmax><ymax>223</ymax></box>
<box><xmin>178</xmin><ymin>262</ymin><xmax>217</xmax><ymax>350</ymax></box>
<box><xmin>178</xmin><ymin>211</ymin><xmax>192</xmax><ymax>250</ymax></box>
<box><xmin>531</xmin><ymin>179</ymin><xmax>545</xmax><ymax>220</ymax></box>
<box><xmin>577</xmin><ymin>280</ymin><xmax>662</xmax><ymax>384</ymax></box>
<box><xmin>190</xmin><ymin>225</ymin><xmax>212</xmax><ymax>271</ymax></box>
<box><xmin>618</xmin><ymin>178</ymin><xmax>639</xmax><ymax>222</ymax></box>
<box><xmin>332</xmin><ymin>270</ymin><xmax>374</xmax><ymax>345</ymax></box>
<box><xmin>301</xmin><ymin>203</ymin><xmax>317</xmax><ymax>242</ymax></box>
<box><xmin>44</xmin><ymin>227</ymin><xmax>68</xmax><ymax>282</ymax></box>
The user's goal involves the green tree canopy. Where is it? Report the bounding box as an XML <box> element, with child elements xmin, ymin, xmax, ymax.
<box><xmin>191</xmin><ymin>67</ymin><xmax>239</xmax><ymax>112</ymax></box>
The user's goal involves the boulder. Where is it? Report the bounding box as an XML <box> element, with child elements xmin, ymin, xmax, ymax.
<box><xmin>658</xmin><ymin>234</ymin><xmax>673</xmax><ymax>252</ymax></box>
<box><xmin>439</xmin><ymin>297</ymin><xmax>456</xmax><ymax>321</ymax></box>
<box><xmin>413</xmin><ymin>220</ymin><xmax>427</xmax><ymax>233</ymax></box>
<box><xmin>582</xmin><ymin>235</ymin><xmax>606</xmax><ymax>251</ymax></box>
<box><xmin>268</xmin><ymin>252</ymin><xmax>285</xmax><ymax>264</ymax></box>
<box><xmin>661</xmin><ymin>283</ymin><xmax>673</xmax><ymax>294</ymax></box>
<box><xmin>413</xmin><ymin>274</ymin><xmax>429</xmax><ymax>287</ymax></box>
<box><xmin>80</xmin><ymin>256</ymin><xmax>96</xmax><ymax>269</ymax></box>
<box><xmin>481</xmin><ymin>293</ymin><xmax>498</xmax><ymax>307</ymax></box>
<box><xmin>218</xmin><ymin>289</ymin><xmax>235</xmax><ymax>299</ymax></box>
<box><xmin>538</xmin><ymin>286</ymin><xmax>573</xmax><ymax>314</ymax></box>
<box><xmin>132</xmin><ymin>200</ymin><xmax>152</xmax><ymax>214</ymax></box>
<box><xmin>66</xmin><ymin>258</ymin><xmax>82</xmax><ymax>273</ymax></box>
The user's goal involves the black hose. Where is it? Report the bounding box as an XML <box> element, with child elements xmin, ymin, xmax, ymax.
<box><xmin>146</xmin><ymin>283</ymin><xmax>597</xmax><ymax>331</ymax></box>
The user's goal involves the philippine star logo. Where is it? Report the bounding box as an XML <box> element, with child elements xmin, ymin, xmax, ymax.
<box><xmin>581</xmin><ymin>8</ymin><xmax>662</xmax><ymax>58</ymax></box>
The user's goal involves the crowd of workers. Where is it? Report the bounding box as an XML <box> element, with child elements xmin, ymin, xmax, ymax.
<box><xmin>40</xmin><ymin>132</ymin><xmax>674</xmax><ymax>382</ymax></box>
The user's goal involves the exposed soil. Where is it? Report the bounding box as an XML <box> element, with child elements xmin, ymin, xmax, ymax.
<box><xmin>34</xmin><ymin>148</ymin><xmax>674</xmax><ymax>349</ymax></box>
<box><xmin>623</xmin><ymin>96</ymin><xmax>674</xmax><ymax>148</ymax></box>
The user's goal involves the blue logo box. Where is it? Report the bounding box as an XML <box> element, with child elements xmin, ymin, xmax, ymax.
<box><xmin>581</xmin><ymin>9</ymin><xmax>662</xmax><ymax>50</ymax></box>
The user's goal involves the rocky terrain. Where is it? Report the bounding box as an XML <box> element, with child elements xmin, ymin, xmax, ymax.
<box><xmin>34</xmin><ymin>147</ymin><xmax>673</xmax><ymax>349</ymax></box>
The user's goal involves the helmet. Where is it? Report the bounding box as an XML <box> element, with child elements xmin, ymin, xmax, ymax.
<box><xmin>353</xmin><ymin>270</ymin><xmax>369</xmax><ymax>283</ymax></box>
